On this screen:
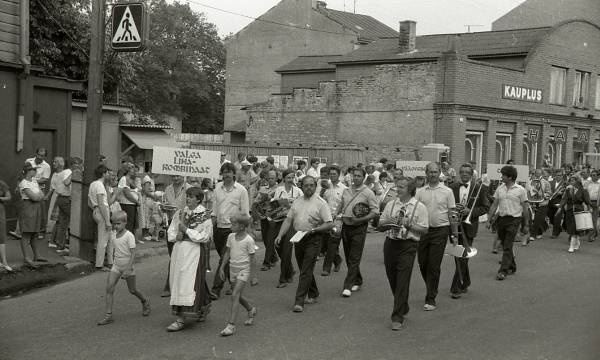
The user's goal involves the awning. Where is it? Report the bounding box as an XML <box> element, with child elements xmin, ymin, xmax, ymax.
<box><xmin>121</xmin><ymin>129</ymin><xmax>178</xmax><ymax>150</ymax></box>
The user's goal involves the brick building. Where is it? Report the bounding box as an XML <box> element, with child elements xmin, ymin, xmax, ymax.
<box><xmin>246</xmin><ymin>19</ymin><xmax>600</xmax><ymax>173</ymax></box>
<box><xmin>223</xmin><ymin>0</ymin><xmax>397</xmax><ymax>143</ymax></box>
<box><xmin>493</xmin><ymin>0</ymin><xmax>600</xmax><ymax>31</ymax></box>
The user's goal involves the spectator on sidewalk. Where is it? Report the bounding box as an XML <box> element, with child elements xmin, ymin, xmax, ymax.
<box><xmin>46</xmin><ymin>157</ymin><xmax>72</xmax><ymax>254</ymax></box>
<box><xmin>0</xmin><ymin>179</ymin><xmax>13</xmax><ymax>271</ymax></box>
<box><xmin>89</xmin><ymin>165</ymin><xmax>114</xmax><ymax>271</ymax></box>
<box><xmin>18</xmin><ymin>162</ymin><xmax>47</xmax><ymax>268</ymax></box>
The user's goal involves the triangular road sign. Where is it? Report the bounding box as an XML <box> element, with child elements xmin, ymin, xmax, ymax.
<box><xmin>112</xmin><ymin>6</ymin><xmax>140</xmax><ymax>43</ymax></box>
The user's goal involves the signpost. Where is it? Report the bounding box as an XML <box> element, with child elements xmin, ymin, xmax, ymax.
<box><xmin>152</xmin><ymin>147</ymin><xmax>221</xmax><ymax>179</ymax></box>
<box><xmin>111</xmin><ymin>2</ymin><xmax>149</xmax><ymax>52</ymax></box>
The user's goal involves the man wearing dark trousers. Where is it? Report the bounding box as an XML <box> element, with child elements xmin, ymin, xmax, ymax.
<box><xmin>415</xmin><ymin>162</ymin><xmax>456</xmax><ymax>311</ymax></box>
<box><xmin>548</xmin><ymin>169</ymin><xmax>567</xmax><ymax>238</ymax></box>
<box><xmin>378</xmin><ymin>176</ymin><xmax>429</xmax><ymax>330</ymax></box>
<box><xmin>336</xmin><ymin>167</ymin><xmax>379</xmax><ymax>298</ymax></box>
<box><xmin>211</xmin><ymin>162</ymin><xmax>250</xmax><ymax>299</ymax></box>
<box><xmin>488</xmin><ymin>165</ymin><xmax>529</xmax><ymax>281</ymax></box>
<box><xmin>322</xmin><ymin>165</ymin><xmax>346</xmax><ymax>275</ymax></box>
<box><xmin>449</xmin><ymin>163</ymin><xmax>489</xmax><ymax>298</ymax></box>
<box><xmin>275</xmin><ymin>176</ymin><xmax>333</xmax><ymax>313</ymax></box>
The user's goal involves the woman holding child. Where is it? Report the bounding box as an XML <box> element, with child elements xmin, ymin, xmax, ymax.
<box><xmin>166</xmin><ymin>187</ymin><xmax>213</xmax><ymax>332</ymax></box>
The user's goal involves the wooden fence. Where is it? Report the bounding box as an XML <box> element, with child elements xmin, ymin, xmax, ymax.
<box><xmin>189</xmin><ymin>142</ymin><xmax>365</xmax><ymax>167</ymax></box>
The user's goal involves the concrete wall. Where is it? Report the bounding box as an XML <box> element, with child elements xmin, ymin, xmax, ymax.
<box><xmin>224</xmin><ymin>0</ymin><xmax>359</xmax><ymax>134</ymax></box>
<box><xmin>247</xmin><ymin>62</ymin><xmax>438</xmax><ymax>161</ymax></box>
<box><xmin>280</xmin><ymin>71</ymin><xmax>335</xmax><ymax>93</ymax></box>
<box><xmin>492</xmin><ymin>0</ymin><xmax>600</xmax><ymax>30</ymax></box>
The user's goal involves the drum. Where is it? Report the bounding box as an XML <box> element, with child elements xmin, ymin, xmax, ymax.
<box><xmin>574</xmin><ymin>211</ymin><xmax>593</xmax><ymax>231</ymax></box>
<box><xmin>352</xmin><ymin>202</ymin><xmax>370</xmax><ymax>218</ymax></box>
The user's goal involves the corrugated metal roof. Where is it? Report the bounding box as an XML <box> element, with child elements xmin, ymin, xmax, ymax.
<box><xmin>276</xmin><ymin>55</ymin><xmax>342</xmax><ymax>73</ymax></box>
<box><xmin>332</xmin><ymin>27</ymin><xmax>551</xmax><ymax>64</ymax></box>
<box><xmin>316</xmin><ymin>8</ymin><xmax>398</xmax><ymax>42</ymax></box>
<box><xmin>121</xmin><ymin>129</ymin><xmax>178</xmax><ymax>150</ymax></box>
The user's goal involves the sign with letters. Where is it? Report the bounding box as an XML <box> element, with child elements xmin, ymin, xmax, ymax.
<box><xmin>486</xmin><ymin>163</ymin><xmax>529</xmax><ymax>183</ymax></box>
<box><xmin>152</xmin><ymin>147</ymin><xmax>221</xmax><ymax>178</ymax></box>
<box><xmin>395</xmin><ymin>161</ymin><xmax>429</xmax><ymax>177</ymax></box>
<box><xmin>576</xmin><ymin>129</ymin><xmax>589</xmax><ymax>143</ymax></box>
<box><xmin>554</xmin><ymin>128</ymin><xmax>566</xmax><ymax>143</ymax></box>
<box><xmin>502</xmin><ymin>84</ymin><xmax>543</xmax><ymax>103</ymax></box>
<box><xmin>527</xmin><ymin>126</ymin><xmax>540</xmax><ymax>143</ymax></box>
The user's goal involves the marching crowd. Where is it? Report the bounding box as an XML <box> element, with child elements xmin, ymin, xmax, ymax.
<box><xmin>2</xmin><ymin>149</ymin><xmax>597</xmax><ymax>334</ymax></box>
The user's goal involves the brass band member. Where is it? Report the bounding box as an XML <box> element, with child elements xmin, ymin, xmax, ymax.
<box><xmin>378</xmin><ymin>176</ymin><xmax>428</xmax><ymax>330</ymax></box>
<box><xmin>448</xmin><ymin>164</ymin><xmax>489</xmax><ymax>298</ymax></box>
<box><xmin>488</xmin><ymin>166</ymin><xmax>529</xmax><ymax>281</ymax></box>
<box><xmin>549</xmin><ymin>169</ymin><xmax>567</xmax><ymax>238</ymax></box>
<box><xmin>415</xmin><ymin>162</ymin><xmax>456</xmax><ymax>311</ymax></box>
<box><xmin>524</xmin><ymin>169</ymin><xmax>552</xmax><ymax>246</ymax></box>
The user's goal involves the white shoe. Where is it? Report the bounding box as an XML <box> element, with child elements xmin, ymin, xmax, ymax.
<box><xmin>341</xmin><ymin>289</ymin><xmax>351</xmax><ymax>297</ymax></box>
<box><xmin>568</xmin><ymin>238</ymin><xmax>575</xmax><ymax>253</ymax></box>
<box><xmin>535</xmin><ymin>235</ymin><xmax>542</xmax><ymax>240</ymax></box>
<box><xmin>351</xmin><ymin>285</ymin><xmax>360</xmax><ymax>292</ymax></box>
<box><xmin>423</xmin><ymin>304</ymin><xmax>437</xmax><ymax>311</ymax></box>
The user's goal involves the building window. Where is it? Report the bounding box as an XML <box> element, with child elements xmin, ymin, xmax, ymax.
<box><xmin>573</xmin><ymin>70</ymin><xmax>590</xmax><ymax>108</ymax></box>
<box><xmin>549</xmin><ymin>66</ymin><xmax>566</xmax><ymax>105</ymax></box>
<box><xmin>596</xmin><ymin>76</ymin><xmax>600</xmax><ymax>110</ymax></box>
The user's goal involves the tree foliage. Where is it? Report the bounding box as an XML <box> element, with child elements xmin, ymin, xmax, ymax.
<box><xmin>29</xmin><ymin>0</ymin><xmax>226</xmax><ymax>133</ymax></box>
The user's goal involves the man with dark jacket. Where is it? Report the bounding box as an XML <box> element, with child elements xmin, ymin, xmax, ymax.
<box><xmin>449</xmin><ymin>163</ymin><xmax>489</xmax><ymax>298</ymax></box>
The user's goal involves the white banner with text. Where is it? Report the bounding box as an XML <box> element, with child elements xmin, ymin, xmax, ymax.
<box><xmin>152</xmin><ymin>147</ymin><xmax>221</xmax><ymax>178</ymax></box>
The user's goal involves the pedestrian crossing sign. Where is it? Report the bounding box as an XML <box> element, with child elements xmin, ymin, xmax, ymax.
<box><xmin>111</xmin><ymin>3</ymin><xmax>148</xmax><ymax>51</ymax></box>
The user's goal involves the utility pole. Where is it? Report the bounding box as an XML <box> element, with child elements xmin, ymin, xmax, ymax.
<box><xmin>78</xmin><ymin>0</ymin><xmax>106</xmax><ymax>260</ymax></box>
<box><xmin>464</xmin><ymin>24</ymin><xmax>483</xmax><ymax>33</ymax></box>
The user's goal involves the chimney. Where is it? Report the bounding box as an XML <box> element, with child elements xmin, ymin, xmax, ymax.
<box><xmin>311</xmin><ymin>0</ymin><xmax>327</xmax><ymax>9</ymax></box>
<box><xmin>399</xmin><ymin>20</ymin><xmax>416</xmax><ymax>53</ymax></box>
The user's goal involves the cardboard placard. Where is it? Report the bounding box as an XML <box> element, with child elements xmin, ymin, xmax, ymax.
<box><xmin>486</xmin><ymin>164</ymin><xmax>529</xmax><ymax>183</ymax></box>
<box><xmin>395</xmin><ymin>161</ymin><xmax>429</xmax><ymax>177</ymax></box>
<box><xmin>151</xmin><ymin>146</ymin><xmax>221</xmax><ymax>179</ymax></box>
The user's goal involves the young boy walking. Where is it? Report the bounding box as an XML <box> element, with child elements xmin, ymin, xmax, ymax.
<box><xmin>97</xmin><ymin>211</ymin><xmax>150</xmax><ymax>325</ymax></box>
<box><xmin>219</xmin><ymin>214</ymin><xmax>258</xmax><ymax>336</ymax></box>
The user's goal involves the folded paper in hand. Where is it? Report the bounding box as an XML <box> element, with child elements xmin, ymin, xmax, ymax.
<box><xmin>290</xmin><ymin>231</ymin><xmax>308</xmax><ymax>243</ymax></box>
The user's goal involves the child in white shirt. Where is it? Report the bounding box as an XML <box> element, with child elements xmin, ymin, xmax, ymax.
<box><xmin>219</xmin><ymin>213</ymin><xmax>258</xmax><ymax>336</ymax></box>
<box><xmin>97</xmin><ymin>211</ymin><xmax>150</xmax><ymax>325</ymax></box>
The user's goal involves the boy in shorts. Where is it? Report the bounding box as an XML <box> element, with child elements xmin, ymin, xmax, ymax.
<box><xmin>219</xmin><ymin>214</ymin><xmax>258</xmax><ymax>336</ymax></box>
<box><xmin>97</xmin><ymin>211</ymin><xmax>150</xmax><ymax>325</ymax></box>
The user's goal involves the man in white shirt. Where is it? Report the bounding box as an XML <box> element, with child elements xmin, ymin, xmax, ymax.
<box><xmin>415</xmin><ymin>162</ymin><xmax>455</xmax><ymax>311</ymax></box>
<box><xmin>585</xmin><ymin>170</ymin><xmax>600</xmax><ymax>242</ymax></box>
<box><xmin>46</xmin><ymin>157</ymin><xmax>72</xmax><ymax>253</ymax></box>
<box><xmin>27</xmin><ymin>148</ymin><xmax>51</xmax><ymax>192</ymax></box>
<box><xmin>306</xmin><ymin>158</ymin><xmax>320</xmax><ymax>180</ymax></box>
<box><xmin>88</xmin><ymin>165</ymin><xmax>113</xmax><ymax>270</ymax></box>
<box><xmin>321</xmin><ymin>165</ymin><xmax>346</xmax><ymax>276</ymax></box>
<box><xmin>211</xmin><ymin>162</ymin><xmax>250</xmax><ymax>299</ymax></box>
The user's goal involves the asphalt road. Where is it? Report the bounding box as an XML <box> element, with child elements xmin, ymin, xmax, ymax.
<box><xmin>1</xmin><ymin>228</ymin><xmax>599</xmax><ymax>360</ymax></box>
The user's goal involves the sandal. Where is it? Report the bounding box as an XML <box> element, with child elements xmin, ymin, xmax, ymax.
<box><xmin>220</xmin><ymin>323</ymin><xmax>236</xmax><ymax>336</ymax></box>
<box><xmin>24</xmin><ymin>261</ymin><xmax>39</xmax><ymax>269</ymax></box>
<box><xmin>33</xmin><ymin>257</ymin><xmax>48</xmax><ymax>262</ymax></box>
<box><xmin>244</xmin><ymin>307</ymin><xmax>257</xmax><ymax>326</ymax></box>
<box><xmin>97</xmin><ymin>313</ymin><xmax>113</xmax><ymax>326</ymax></box>
<box><xmin>166</xmin><ymin>319</ymin><xmax>185</xmax><ymax>332</ymax></box>
<box><xmin>0</xmin><ymin>264</ymin><xmax>14</xmax><ymax>272</ymax></box>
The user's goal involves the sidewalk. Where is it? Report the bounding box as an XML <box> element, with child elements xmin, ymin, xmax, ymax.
<box><xmin>0</xmin><ymin>233</ymin><xmax>169</xmax><ymax>298</ymax></box>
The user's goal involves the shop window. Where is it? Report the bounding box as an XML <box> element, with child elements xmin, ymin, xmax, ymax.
<box><xmin>549</xmin><ymin>66</ymin><xmax>566</xmax><ymax>105</ymax></box>
<box><xmin>595</xmin><ymin>76</ymin><xmax>600</xmax><ymax>110</ymax></box>
<box><xmin>573</xmin><ymin>70</ymin><xmax>590</xmax><ymax>108</ymax></box>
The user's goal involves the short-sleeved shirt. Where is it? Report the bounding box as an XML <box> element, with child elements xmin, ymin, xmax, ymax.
<box><xmin>19</xmin><ymin>179</ymin><xmax>42</xmax><ymax>200</ymax></box>
<box><xmin>416</xmin><ymin>182</ymin><xmax>455</xmax><ymax>227</ymax></box>
<box><xmin>50</xmin><ymin>169</ymin><xmax>72</xmax><ymax>196</ymax></box>
<box><xmin>164</xmin><ymin>183</ymin><xmax>190</xmax><ymax>211</ymax></box>
<box><xmin>273</xmin><ymin>185</ymin><xmax>303</xmax><ymax>203</ymax></box>
<box><xmin>585</xmin><ymin>180</ymin><xmax>600</xmax><ymax>202</ymax></box>
<box><xmin>340</xmin><ymin>185</ymin><xmax>379</xmax><ymax>218</ymax></box>
<box><xmin>113</xmin><ymin>230</ymin><xmax>136</xmax><ymax>260</ymax></box>
<box><xmin>380</xmin><ymin>197</ymin><xmax>429</xmax><ymax>241</ymax></box>
<box><xmin>26</xmin><ymin>158</ymin><xmax>51</xmax><ymax>182</ymax></box>
<box><xmin>324</xmin><ymin>181</ymin><xmax>347</xmax><ymax>215</ymax></box>
<box><xmin>226</xmin><ymin>233</ymin><xmax>256</xmax><ymax>271</ymax></box>
<box><xmin>306</xmin><ymin>167</ymin><xmax>320</xmax><ymax>180</ymax></box>
<box><xmin>494</xmin><ymin>183</ymin><xmax>527</xmax><ymax>217</ymax></box>
<box><xmin>287</xmin><ymin>194</ymin><xmax>333</xmax><ymax>232</ymax></box>
<box><xmin>213</xmin><ymin>181</ymin><xmax>250</xmax><ymax>228</ymax></box>
<box><xmin>118</xmin><ymin>176</ymin><xmax>137</xmax><ymax>205</ymax></box>
<box><xmin>88</xmin><ymin>179</ymin><xmax>108</xmax><ymax>208</ymax></box>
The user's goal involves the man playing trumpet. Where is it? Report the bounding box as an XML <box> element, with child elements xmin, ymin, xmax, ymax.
<box><xmin>448</xmin><ymin>164</ymin><xmax>489</xmax><ymax>298</ymax></box>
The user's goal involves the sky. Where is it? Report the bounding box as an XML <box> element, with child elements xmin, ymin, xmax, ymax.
<box><xmin>183</xmin><ymin>0</ymin><xmax>527</xmax><ymax>37</ymax></box>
